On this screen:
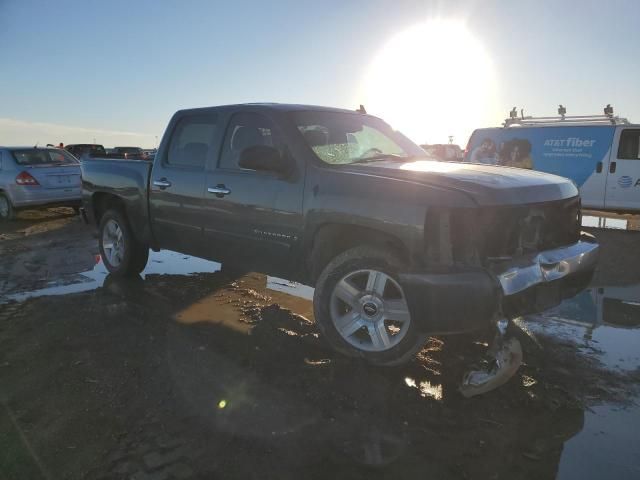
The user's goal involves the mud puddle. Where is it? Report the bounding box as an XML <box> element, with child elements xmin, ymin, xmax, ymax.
<box><xmin>531</xmin><ymin>284</ymin><xmax>640</xmax><ymax>371</ymax></box>
<box><xmin>2</xmin><ymin>249</ymin><xmax>314</xmax><ymax>309</ymax></box>
<box><xmin>582</xmin><ymin>212</ymin><xmax>640</xmax><ymax>231</ymax></box>
<box><xmin>2</xmin><ymin>250</ymin><xmax>220</xmax><ymax>303</ymax></box>
<box><xmin>524</xmin><ymin>284</ymin><xmax>640</xmax><ymax>479</ymax></box>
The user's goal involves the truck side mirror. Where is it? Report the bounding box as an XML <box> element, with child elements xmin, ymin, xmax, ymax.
<box><xmin>238</xmin><ymin>145</ymin><xmax>291</xmax><ymax>175</ymax></box>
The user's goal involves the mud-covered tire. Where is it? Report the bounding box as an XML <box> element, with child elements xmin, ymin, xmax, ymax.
<box><xmin>0</xmin><ymin>194</ymin><xmax>15</xmax><ymax>221</ymax></box>
<box><xmin>98</xmin><ymin>209</ymin><xmax>149</xmax><ymax>277</ymax></box>
<box><xmin>313</xmin><ymin>246</ymin><xmax>428</xmax><ymax>366</ymax></box>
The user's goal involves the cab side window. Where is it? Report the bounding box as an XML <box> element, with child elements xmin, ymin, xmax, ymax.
<box><xmin>617</xmin><ymin>129</ymin><xmax>640</xmax><ymax>159</ymax></box>
<box><xmin>167</xmin><ymin>114</ymin><xmax>218</xmax><ymax>168</ymax></box>
<box><xmin>219</xmin><ymin>112</ymin><xmax>280</xmax><ymax>170</ymax></box>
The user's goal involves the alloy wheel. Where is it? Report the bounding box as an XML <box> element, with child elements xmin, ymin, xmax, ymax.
<box><xmin>329</xmin><ymin>269</ymin><xmax>411</xmax><ymax>352</ymax></box>
<box><xmin>102</xmin><ymin>219</ymin><xmax>125</xmax><ymax>268</ymax></box>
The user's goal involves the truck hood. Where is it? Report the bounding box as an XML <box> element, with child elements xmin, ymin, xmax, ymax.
<box><xmin>345</xmin><ymin>159</ymin><xmax>578</xmax><ymax>206</ymax></box>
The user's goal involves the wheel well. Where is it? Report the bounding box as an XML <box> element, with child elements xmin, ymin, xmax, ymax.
<box><xmin>308</xmin><ymin>224</ymin><xmax>409</xmax><ymax>282</ymax></box>
<box><xmin>92</xmin><ymin>192</ymin><xmax>126</xmax><ymax>225</ymax></box>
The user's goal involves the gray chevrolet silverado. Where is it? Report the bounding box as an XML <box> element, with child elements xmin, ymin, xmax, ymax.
<box><xmin>81</xmin><ymin>104</ymin><xmax>599</xmax><ymax>366</ymax></box>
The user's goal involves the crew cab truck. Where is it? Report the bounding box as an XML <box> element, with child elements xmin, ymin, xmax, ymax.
<box><xmin>81</xmin><ymin>104</ymin><xmax>599</xmax><ymax>366</ymax></box>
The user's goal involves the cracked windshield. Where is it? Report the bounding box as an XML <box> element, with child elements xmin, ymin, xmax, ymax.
<box><xmin>2</xmin><ymin>1</ymin><xmax>640</xmax><ymax>479</ymax></box>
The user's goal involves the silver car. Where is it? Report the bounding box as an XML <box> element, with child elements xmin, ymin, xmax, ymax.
<box><xmin>0</xmin><ymin>147</ymin><xmax>81</xmax><ymax>221</ymax></box>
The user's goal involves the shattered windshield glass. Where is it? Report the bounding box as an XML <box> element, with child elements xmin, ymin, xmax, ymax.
<box><xmin>291</xmin><ymin>110</ymin><xmax>425</xmax><ymax>165</ymax></box>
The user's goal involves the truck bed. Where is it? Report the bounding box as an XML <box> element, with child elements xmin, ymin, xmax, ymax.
<box><xmin>80</xmin><ymin>158</ymin><xmax>153</xmax><ymax>244</ymax></box>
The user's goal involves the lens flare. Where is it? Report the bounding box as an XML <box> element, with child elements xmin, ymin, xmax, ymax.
<box><xmin>360</xmin><ymin>20</ymin><xmax>496</xmax><ymax>146</ymax></box>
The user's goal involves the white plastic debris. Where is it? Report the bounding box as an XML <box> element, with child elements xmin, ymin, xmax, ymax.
<box><xmin>459</xmin><ymin>337</ymin><xmax>523</xmax><ymax>398</ymax></box>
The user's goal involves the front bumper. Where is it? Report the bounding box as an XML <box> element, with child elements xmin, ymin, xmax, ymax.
<box><xmin>400</xmin><ymin>233</ymin><xmax>599</xmax><ymax>334</ymax></box>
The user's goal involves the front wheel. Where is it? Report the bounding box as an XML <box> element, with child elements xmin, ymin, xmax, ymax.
<box><xmin>98</xmin><ymin>210</ymin><xmax>149</xmax><ymax>276</ymax></box>
<box><xmin>313</xmin><ymin>246</ymin><xmax>427</xmax><ymax>366</ymax></box>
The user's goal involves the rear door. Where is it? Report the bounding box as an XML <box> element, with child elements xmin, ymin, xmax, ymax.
<box><xmin>202</xmin><ymin>111</ymin><xmax>305</xmax><ymax>277</ymax></box>
<box><xmin>604</xmin><ymin>128</ymin><xmax>640</xmax><ymax>211</ymax></box>
<box><xmin>148</xmin><ymin>113</ymin><xmax>219</xmax><ymax>255</ymax></box>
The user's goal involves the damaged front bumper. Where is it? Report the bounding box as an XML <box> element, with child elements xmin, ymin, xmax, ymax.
<box><xmin>400</xmin><ymin>232</ymin><xmax>599</xmax><ymax>334</ymax></box>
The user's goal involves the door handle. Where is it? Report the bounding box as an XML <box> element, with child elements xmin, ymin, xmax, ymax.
<box><xmin>207</xmin><ymin>184</ymin><xmax>231</xmax><ymax>198</ymax></box>
<box><xmin>153</xmin><ymin>178</ymin><xmax>172</xmax><ymax>189</ymax></box>
<box><xmin>596</xmin><ymin>161</ymin><xmax>603</xmax><ymax>173</ymax></box>
<box><xmin>610</xmin><ymin>161</ymin><xmax>617</xmax><ymax>174</ymax></box>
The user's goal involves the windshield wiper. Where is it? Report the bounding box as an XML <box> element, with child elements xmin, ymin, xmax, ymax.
<box><xmin>350</xmin><ymin>153</ymin><xmax>413</xmax><ymax>164</ymax></box>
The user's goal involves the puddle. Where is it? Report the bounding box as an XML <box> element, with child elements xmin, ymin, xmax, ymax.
<box><xmin>404</xmin><ymin>377</ymin><xmax>443</xmax><ymax>400</ymax></box>
<box><xmin>174</xmin><ymin>273</ymin><xmax>315</xmax><ymax>331</ymax></box>
<box><xmin>582</xmin><ymin>214</ymin><xmax>640</xmax><ymax>231</ymax></box>
<box><xmin>3</xmin><ymin>250</ymin><xmax>317</xmax><ymax>315</ymax></box>
<box><xmin>557</xmin><ymin>403</ymin><xmax>640</xmax><ymax>479</ymax></box>
<box><xmin>2</xmin><ymin>250</ymin><xmax>221</xmax><ymax>303</ymax></box>
<box><xmin>527</xmin><ymin>284</ymin><xmax>640</xmax><ymax>372</ymax></box>
<box><xmin>523</xmin><ymin>284</ymin><xmax>640</xmax><ymax>478</ymax></box>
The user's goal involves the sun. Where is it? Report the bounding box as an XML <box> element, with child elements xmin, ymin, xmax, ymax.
<box><xmin>359</xmin><ymin>20</ymin><xmax>496</xmax><ymax>146</ymax></box>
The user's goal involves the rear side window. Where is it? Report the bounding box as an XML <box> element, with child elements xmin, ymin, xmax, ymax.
<box><xmin>219</xmin><ymin>112</ymin><xmax>280</xmax><ymax>170</ymax></box>
<box><xmin>167</xmin><ymin>114</ymin><xmax>218</xmax><ymax>168</ymax></box>
<box><xmin>12</xmin><ymin>149</ymin><xmax>79</xmax><ymax>165</ymax></box>
<box><xmin>617</xmin><ymin>129</ymin><xmax>640</xmax><ymax>159</ymax></box>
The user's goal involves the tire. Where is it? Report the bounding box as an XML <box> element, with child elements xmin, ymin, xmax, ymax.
<box><xmin>313</xmin><ymin>245</ymin><xmax>428</xmax><ymax>366</ymax></box>
<box><xmin>98</xmin><ymin>209</ymin><xmax>149</xmax><ymax>276</ymax></box>
<box><xmin>0</xmin><ymin>194</ymin><xmax>15</xmax><ymax>221</ymax></box>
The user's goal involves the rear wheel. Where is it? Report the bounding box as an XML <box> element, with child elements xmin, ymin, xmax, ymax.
<box><xmin>0</xmin><ymin>194</ymin><xmax>15</xmax><ymax>221</ymax></box>
<box><xmin>313</xmin><ymin>246</ymin><xmax>428</xmax><ymax>366</ymax></box>
<box><xmin>98</xmin><ymin>209</ymin><xmax>149</xmax><ymax>276</ymax></box>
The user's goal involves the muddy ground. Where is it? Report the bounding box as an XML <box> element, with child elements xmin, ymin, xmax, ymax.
<box><xmin>1</xmin><ymin>209</ymin><xmax>639</xmax><ymax>480</ymax></box>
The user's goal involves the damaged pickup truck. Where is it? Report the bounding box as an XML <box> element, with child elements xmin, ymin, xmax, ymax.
<box><xmin>80</xmin><ymin>103</ymin><xmax>599</xmax><ymax>369</ymax></box>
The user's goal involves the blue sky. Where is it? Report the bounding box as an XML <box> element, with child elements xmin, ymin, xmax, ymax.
<box><xmin>1</xmin><ymin>0</ymin><xmax>640</xmax><ymax>147</ymax></box>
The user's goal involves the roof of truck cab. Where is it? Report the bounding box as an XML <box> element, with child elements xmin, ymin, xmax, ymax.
<box><xmin>175</xmin><ymin>103</ymin><xmax>365</xmax><ymax>115</ymax></box>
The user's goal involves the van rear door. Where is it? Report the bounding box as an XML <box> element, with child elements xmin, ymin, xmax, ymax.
<box><xmin>604</xmin><ymin>128</ymin><xmax>640</xmax><ymax>212</ymax></box>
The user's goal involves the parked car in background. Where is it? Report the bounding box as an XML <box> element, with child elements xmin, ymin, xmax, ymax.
<box><xmin>0</xmin><ymin>147</ymin><xmax>81</xmax><ymax>220</ymax></box>
<box><xmin>80</xmin><ymin>103</ymin><xmax>598</xmax><ymax>366</ymax></box>
<box><xmin>113</xmin><ymin>146</ymin><xmax>147</xmax><ymax>159</ymax></box>
<box><xmin>420</xmin><ymin>143</ymin><xmax>463</xmax><ymax>161</ymax></box>
<box><xmin>65</xmin><ymin>144</ymin><xmax>107</xmax><ymax>159</ymax></box>
<box><xmin>142</xmin><ymin>149</ymin><xmax>157</xmax><ymax>161</ymax></box>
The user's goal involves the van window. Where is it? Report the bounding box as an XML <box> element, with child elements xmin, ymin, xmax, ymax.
<box><xmin>167</xmin><ymin>114</ymin><xmax>218</xmax><ymax>168</ymax></box>
<box><xmin>617</xmin><ymin>129</ymin><xmax>640</xmax><ymax>159</ymax></box>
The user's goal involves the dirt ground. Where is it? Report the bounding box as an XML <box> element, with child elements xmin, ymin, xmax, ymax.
<box><xmin>1</xmin><ymin>209</ymin><xmax>639</xmax><ymax>480</ymax></box>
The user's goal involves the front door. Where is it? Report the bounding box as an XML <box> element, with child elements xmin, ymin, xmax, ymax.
<box><xmin>604</xmin><ymin>128</ymin><xmax>640</xmax><ymax>212</ymax></box>
<box><xmin>202</xmin><ymin>111</ymin><xmax>305</xmax><ymax>277</ymax></box>
<box><xmin>148</xmin><ymin>113</ymin><xmax>219</xmax><ymax>255</ymax></box>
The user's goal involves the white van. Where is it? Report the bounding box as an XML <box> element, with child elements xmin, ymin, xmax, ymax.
<box><xmin>465</xmin><ymin>110</ymin><xmax>640</xmax><ymax>213</ymax></box>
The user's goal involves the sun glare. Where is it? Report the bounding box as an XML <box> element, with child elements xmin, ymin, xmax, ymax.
<box><xmin>360</xmin><ymin>20</ymin><xmax>495</xmax><ymax>146</ymax></box>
